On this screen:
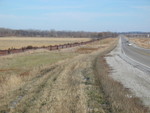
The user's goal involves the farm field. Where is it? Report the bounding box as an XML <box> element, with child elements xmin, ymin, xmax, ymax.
<box><xmin>129</xmin><ymin>38</ymin><xmax>150</xmax><ymax>49</ymax></box>
<box><xmin>0</xmin><ymin>37</ymin><xmax>91</xmax><ymax>50</ymax></box>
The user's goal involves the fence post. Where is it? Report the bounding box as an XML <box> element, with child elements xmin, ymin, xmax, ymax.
<box><xmin>8</xmin><ymin>48</ymin><xmax>10</xmax><ymax>54</ymax></box>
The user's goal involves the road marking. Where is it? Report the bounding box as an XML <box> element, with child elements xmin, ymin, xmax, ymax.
<box><xmin>121</xmin><ymin>38</ymin><xmax>150</xmax><ymax>71</ymax></box>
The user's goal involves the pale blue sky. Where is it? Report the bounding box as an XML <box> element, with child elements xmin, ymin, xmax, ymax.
<box><xmin>0</xmin><ymin>0</ymin><xmax>150</xmax><ymax>32</ymax></box>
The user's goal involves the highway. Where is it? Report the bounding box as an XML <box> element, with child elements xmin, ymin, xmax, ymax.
<box><xmin>121</xmin><ymin>36</ymin><xmax>150</xmax><ymax>73</ymax></box>
<box><xmin>106</xmin><ymin>36</ymin><xmax>150</xmax><ymax>107</ymax></box>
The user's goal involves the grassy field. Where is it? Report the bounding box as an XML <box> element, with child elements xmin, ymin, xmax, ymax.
<box><xmin>0</xmin><ymin>37</ymin><xmax>91</xmax><ymax>50</ymax></box>
<box><xmin>0</xmin><ymin>37</ymin><xmax>148</xmax><ymax>113</ymax></box>
<box><xmin>129</xmin><ymin>37</ymin><xmax>150</xmax><ymax>49</ymax></box>
<box><xmin>0</xmin><ymin>49</ymin><xmax>77</xmax><ymax>95</ymax></box>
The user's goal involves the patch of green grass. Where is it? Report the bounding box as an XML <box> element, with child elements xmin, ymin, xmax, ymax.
<box><xmin>87</xmin><ymin>86</ymin><xmax>108</xmax><ymax>113</ymax></box>
<box><xmin>0</xmin><ymin>51</ymin><xmax>77</xmax><ymax>76</ymax></box>
<box><xmin>82</xmin><ymin>67</ymin><xmax>108</xmax><ymax>113</ymax></box>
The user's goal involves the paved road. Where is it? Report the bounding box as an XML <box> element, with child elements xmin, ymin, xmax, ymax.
<box><xmin>121</xmin><ymin>36</ymin><xmax>150</xmax><ymax>72</ymax></box>
<box><xmin>106</xmin><ymin>37</ymin><xmax>150</xmax><ymax>107</ymax></box>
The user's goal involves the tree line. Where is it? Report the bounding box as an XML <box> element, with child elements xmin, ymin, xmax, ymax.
<box><xmin>0</xmin><ymin>28</ymin><xmax>118</xmax><ymax>38</ymax></box>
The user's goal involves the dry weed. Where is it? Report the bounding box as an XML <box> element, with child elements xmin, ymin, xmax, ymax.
<box><xmin>130</xmin><ymin>38</ymin><xmax>150</xmax><ymax>49</ymax></box>
<box><xmin>1</xmin><ymin>38</ymin><xmax>131</xmax><ymax>113</ymax></box>
<box><xmin>0</xmin><ymin>75</ymin><xmax>22</xmax><ymax>95</ymax></box>
<box><xmin>94</xmin><ymin>56</ymin><xmax>148</xmax><ymax>113</ymax></box>
<box><xmin>0</xmin><ymin>37</ymin><xmax>91</xmax><ymax>50</ymax></box>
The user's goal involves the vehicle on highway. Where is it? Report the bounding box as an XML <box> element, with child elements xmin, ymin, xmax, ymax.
<box><xmin>128</xmin><ymin>43</ymin><xmax>132</xmax><ymax>46</ymax></box>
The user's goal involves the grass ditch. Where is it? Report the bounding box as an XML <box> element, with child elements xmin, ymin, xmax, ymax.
<box><xmin>93</xmin><ymin>55</ymin><xmax>148</xmax><ymax>113</ymax></box>
<box><xmin>84</xmin><ymin>68</ymin><xmax>110</xmax><ymax>113</ymax></box>
<box><xmin>84</xmin><ymin>39</ymin><xmax>117</xmax><ymax>113</ymax></box>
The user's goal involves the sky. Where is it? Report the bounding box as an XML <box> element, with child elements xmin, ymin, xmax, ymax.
<box><xmin>0</xmin><ymin>0</ymin><xmax>150</xmax><ymax>32</ymax></box>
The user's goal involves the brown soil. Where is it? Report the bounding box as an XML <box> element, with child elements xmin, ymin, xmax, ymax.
<box><xmin>20</xmin><ymin>71</ymin><xmax>30</xmax><ymax>77</ymax></box>
<box><xmin>76</xmin><ymin>47</ymin><xmax>99</xmax><ymax>54</ymax></box>
<box><xmin>0</xmin><ymin>68</ymin><xmax>19</xmax><ymax>72</ymax></box>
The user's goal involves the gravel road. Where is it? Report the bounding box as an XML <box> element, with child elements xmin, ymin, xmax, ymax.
<box><xmin>105</xmin><ymin>38</ymin><xmax>150</xmax><ymax>108</ymax></box>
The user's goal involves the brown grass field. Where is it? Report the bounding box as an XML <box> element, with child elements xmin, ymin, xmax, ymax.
<box><xmin>129</xmin><ymin>38</ymin><xmax>150</xmax><ymax>49</ymax></box>
<box><xmin>0</xmin><ymin>37</ymin><xmax>148</xmax><ymax>113</ymax></box>
<box><xmin>0</xmin><ymin>37</ymin><xmax>91</xmax><ymax>50</ymax></box>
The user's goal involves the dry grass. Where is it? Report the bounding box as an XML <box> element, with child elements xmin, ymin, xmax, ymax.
<box><xmin>1</xmin><ymin>37</ymin><xmax>147</xmax><ymax>113</ymax></box>
<box><xmin>94</xmin><ymin>55</ymin><xmax>148</xmax><ymax>113</ymax></box>
<box><xmin>0</xmin><ymin>49</ymin><xmax>77</xmax><ymax>96</ymax></box>
<box><xmin>76</xmin><ymin>48</ymin><xmax>99</xmax><ymax>54</ymax></box>
<box><xmin>0</xmin><ymin>37</ymin><xmax>91</xmax><ymax>50</ymax></box>
<box><xmin>0</xmin><ymin>38</ymin><xmax>118</xmax><ymax>113</ymax></box>
<box><xmin>130</xmin><ymin>38</ymin><xmax>150</xmax><ymax>49</ymax></box>
<box><xmin>76</xmin><ymin>38</ymin><xmax>117</xmax><ymax>54</ymax></box>
<box><xmin>1</xmin><ymin>36</ymin><xmax>100</xmax><ymax>97</ymax></box>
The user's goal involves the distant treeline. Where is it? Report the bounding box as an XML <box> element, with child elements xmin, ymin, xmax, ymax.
<box><xmin>119</xmin><ymin>32</ymin><xmax>150</xmax><ymax>38</ymax></box>
<box><xmin>0</xmin><ymin>28</ymin><xmax>118</xmax><ymax>38</ymax></box>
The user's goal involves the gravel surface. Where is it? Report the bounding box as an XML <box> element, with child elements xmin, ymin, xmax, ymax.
<box><xmin>105</xmin><ymin>39</ymin><xmax>150</xmax><ymax>108</ymax></box>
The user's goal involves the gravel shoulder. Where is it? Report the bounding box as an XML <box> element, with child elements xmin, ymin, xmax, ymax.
<box><xmin>105</xmin><ymin>39</ymin><xmax>150</xmax><ymax>108</ymax></box>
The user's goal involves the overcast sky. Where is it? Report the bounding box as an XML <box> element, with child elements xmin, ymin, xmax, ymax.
<box><xmin>0</xmin><ymin>0</ymin><xmax>150</xmax><ymax>32</ymax></box>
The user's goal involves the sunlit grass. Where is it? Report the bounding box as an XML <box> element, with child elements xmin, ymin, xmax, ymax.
<box><xmin>0</xmin><ymin>37</ymin><xmax>91</xmax><ymax>50</ymax></box>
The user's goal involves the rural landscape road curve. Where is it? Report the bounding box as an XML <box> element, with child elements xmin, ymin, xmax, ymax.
<box><xmin>106</xmin><ymin>36</ymin><xmax>150</xmax><ymax>108</ymax></box>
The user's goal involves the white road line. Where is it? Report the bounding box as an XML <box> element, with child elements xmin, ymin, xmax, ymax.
<box><xmin>121</xmin><ymin>39</ymin><xmax>150</xmax><ymax>71</ymax></box>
